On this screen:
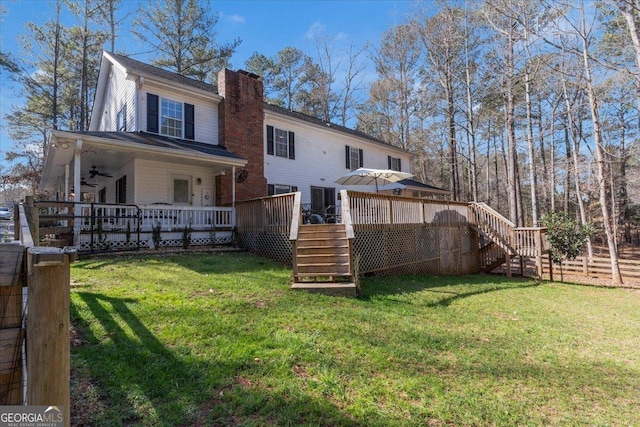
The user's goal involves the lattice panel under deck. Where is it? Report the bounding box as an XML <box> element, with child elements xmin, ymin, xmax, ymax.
<box><xmin>237</xmin><ymin>231</ymin><xmax>293</xmax><ymax>266</ymax></box>
<box><xmin>417</xmin><ymin>228</ymin><xmax>439</xmax><ymax>261</ymax></box>
<box><xmin>386</xmin><ymin>228</ymin><xmax>417</xmax><ymax>267</ymax></box>
<box><xmin>353</xmin><ymin>230</ymin><xmax>386</xmax><ymax>273</ymax></box>
<box><xmin>439</xmin><ymin>228</ymin><xmax>461</xmax><ymax>275</ymax></box>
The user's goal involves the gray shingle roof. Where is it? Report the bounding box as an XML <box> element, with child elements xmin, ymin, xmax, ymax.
<box><xmin>108</xmin><ymin>52</ymin><xmax>218</xmax><ymax>94</ymax></box>
<box><xmin>263</xmin><ymin>103</ymin><xmax>407</xmax><ymax>152</ymax></box>
<box><xmin>67</xmin><ymin>131</ymin><xmax>243</xmax><ymax>160</ymax></box>
<box><xmin>396</xmin><ymin>179</ymin><xmax>450</xmax><ymax>192</ymax></box>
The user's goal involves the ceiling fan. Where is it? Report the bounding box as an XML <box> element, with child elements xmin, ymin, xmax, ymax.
<box><xmin>81</xmin><ymin>177</ymin><xmax>97</xmax><ymax>187</ymax></box>
<box><xmin>89</xmin><ymin>165</ymin><xmax>113</xmax><ymax>178</ymax></box>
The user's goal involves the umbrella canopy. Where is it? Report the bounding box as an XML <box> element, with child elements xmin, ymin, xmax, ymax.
<box><xmin>335</xmin><ymin>168</ymin><xmax>414</xmax><ymax>192</ymax></box>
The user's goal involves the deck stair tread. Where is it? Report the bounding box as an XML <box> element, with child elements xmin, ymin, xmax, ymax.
<box><xmin>292</xmin><ymin>223</ymin><xmax>354</xmax><ymax>295</ymax></box>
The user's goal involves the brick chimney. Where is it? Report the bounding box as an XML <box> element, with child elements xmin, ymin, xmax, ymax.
<box><xmin>216</xmin><ymin>69</ymin><xmax>266</xmax><ymax>205</ymax></box>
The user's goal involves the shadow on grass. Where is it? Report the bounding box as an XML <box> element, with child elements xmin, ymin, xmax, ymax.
<box><xmin>73</xmin><ymin>251</ymin><xmax>287</xmax><ymax>276</ymax></box>
<box><xmin>360</xmin><ymin>274</ymin><xmax>542</xmax><ymax>307</ymax></box>
<box><xmin>70</xmin><ymin>292</ymin><xmax>368</xmax><ymax>426</ymax></box>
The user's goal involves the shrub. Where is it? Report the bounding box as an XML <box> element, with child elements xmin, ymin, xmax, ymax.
<box><xmin>152</xmin><ymin>222</ymin><xmax>162</xmax><ymax>250</ymax></box>
<box><xmin>541</xmin><ymin>211</ymin><xmax>593</xmax><ymax>264</ymax></box>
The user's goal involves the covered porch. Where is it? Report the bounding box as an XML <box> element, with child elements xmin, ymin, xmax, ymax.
<box><xmin>40</xmin><ymin>130</ymin><xmax>247</xmax><ymax>208</ymax></box>
<box><xmin>38</xmin><ymin>130</ymin><xmax>247</xmax><ymax>252</ymax></box>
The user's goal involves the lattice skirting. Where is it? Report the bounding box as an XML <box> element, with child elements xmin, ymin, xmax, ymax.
<box><xmin>353</xmin><ymin>225</ymin><xmax>479</xmax><ymax>276</ymax></box>
<box><xmin>77</xmin><ymin>230</ymin><xmax>233</xmax><ymax>252</ymax></box>
<box><xmin>236</xmin><ymin>231</ymin><xmax>292</xmax><ymax>266</ymax></box>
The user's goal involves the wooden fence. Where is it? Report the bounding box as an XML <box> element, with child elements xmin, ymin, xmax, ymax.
<box><xmin>541</xmin><ymin>257</ymin><xmax>640</xmax><ymax>282</ymax></box>
<box><xmin>235</xmin><ymin>193</ymin><xmax>297</xmax><ymax>265</ymax></box>
<box><xmin>0</xmin><ymin>200</ymin><xmax>71</xmax><ymax>426</ymax></box>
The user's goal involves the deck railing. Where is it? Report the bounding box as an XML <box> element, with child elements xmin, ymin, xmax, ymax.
<box><xmin>35</xmin><ymin>201</ymin><xmax>236</xmax><ymax>252</ymax></box>
<box><xmin>236</xmin><ymin>193</ymin><xmax>297</xmax><ymax>234</ymax></box>
<box><xmin>345</xmin><ymin>191</ymin><xmax>470</xmax><ymax>227</ymax></box>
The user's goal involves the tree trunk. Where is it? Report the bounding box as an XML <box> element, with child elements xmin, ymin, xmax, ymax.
<box><xmin>561</xmin><ymin>74</ymin><xmax>594</xmax><ymax>259</ymax></box>
<box><xmin>505</xmin><ymin>34</ymin><xmax>519</xmax><ymax>225</ymax></box>
<box><xmin>580</xmin><ymin>8</ymin><xmax>623</xmax><ymax>284</ymax></box>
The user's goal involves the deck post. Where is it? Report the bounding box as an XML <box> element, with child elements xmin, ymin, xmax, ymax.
<box><xmin>26</xmin><ymin>247</ymin><xmax>71</xmax><ymax>427</ymax></box>
<box><xmin>535</xmin><ymin>228</ymin><xmax>543</xmax><ymax>278</ymax></box>
<box><xmin>548</xmin><ymin>252</ymin><xmax>554</xmax><ymax>281</ymax></box>
<box><xmin>506</xmin><ymin>252</ymin><xmax>512</xmax><ymax>278</ymax></box>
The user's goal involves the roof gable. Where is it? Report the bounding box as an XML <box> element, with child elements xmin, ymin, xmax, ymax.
<box><xmin>106</xmin><ymin>52</ymin><xmax>218</xmax><ymax>94</ymax></box>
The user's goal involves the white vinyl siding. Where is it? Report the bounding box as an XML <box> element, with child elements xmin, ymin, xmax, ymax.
<box><xmin>134</xmin><ymin>159</ymin><xmax>217</xmax><ymax>206</ymax></box>
<box><xmin>97</xmin><ymin>64</ymin><xmax>136</xmax><ymax>131</ymax></box>
<box><xmin>264</xmin><ymin>111</ymin><xmax>411</xmax><ymax>206</ymax></box>
<box><xmin>140</xmin><ymin>87</ymin><xmax>219</xmax><ymax>144</ymax></box>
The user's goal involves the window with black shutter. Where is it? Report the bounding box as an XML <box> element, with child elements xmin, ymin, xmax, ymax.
<box><xmin>147</xmin><ymin>93</ymin><xmax>194</xmax><ymax>139</ymax></box>
<box><xmin>147</xmin><ymin>94</ymin><xmax>159</xmax><ymax>133</ymax></box>
<box><xmin>346</xmin><ymin>146</ymin><xmax>363</xmax><ymax>170</ymax></box>
<box><xmin>388</xmin><ymin>156</ymin><xmax>401</xmax><ymax>171</ymax></box>
<box><xmin>266</xmin><ymin>125</ymin><xmax>295</xmax><ymax>159</ymax></box>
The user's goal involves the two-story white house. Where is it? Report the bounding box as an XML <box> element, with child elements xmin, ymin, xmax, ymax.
<box><xmin>40</xmin><ymin>51</ymin><xmax>421</xmax><ymax>216</ymax></box>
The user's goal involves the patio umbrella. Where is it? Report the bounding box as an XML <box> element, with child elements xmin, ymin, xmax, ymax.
<box><xmin>335</xmin><ymin>168</ymin><xmax>413</xmax><ymax>193</ymax></box>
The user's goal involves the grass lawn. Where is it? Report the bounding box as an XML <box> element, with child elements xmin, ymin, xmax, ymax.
<box><xmin>70</xmin><ymin>252</ymin><xmax>640</xmax><ymax>426</ymax></box>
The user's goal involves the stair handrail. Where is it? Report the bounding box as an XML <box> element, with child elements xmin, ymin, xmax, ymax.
<box><xmin>289</xmin><ymin>191</ymin><xmax>303</xmax><ymax>241</ymax></box>
<box><xmin>470</xmin><ymin>202</ymin><xmax>515</xmax><ymax>228</ymax></box>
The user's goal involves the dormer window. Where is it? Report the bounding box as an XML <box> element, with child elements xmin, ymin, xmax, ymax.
<box><xmin>147</xmin><ymin>93</ymin><xmax>195</xmax><ymax>140</ymax></box>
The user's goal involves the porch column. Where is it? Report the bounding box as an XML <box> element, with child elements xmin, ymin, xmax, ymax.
<box><xmin>73</xmin><ymin>140</ymin><xmax>82</xmax><ymax>203</ymax></box>
<box><xmin>64</xmin><ymin>164</ymin><xmax>69</xmax><ymax>201</ymax></box>
<box><xmin>73</xmin><ymin>140</ymin><xmax>83</xmax><ymax>246</ymax></box>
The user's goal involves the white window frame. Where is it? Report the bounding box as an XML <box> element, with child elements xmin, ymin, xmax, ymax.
<box><xmin>275</xmin><ymin>128</ymin><xmax>289</xmax><ymax>158</ymax></box>
<box><xmin>161</xmin><ymin>98</ymin><xmax>183</xmax><ymax>138</ymax></box>
<box><xmin>172</xmin><ymin>175</ymin><xmax>191</xmax><ymax>205</ymax></box>
<box><xmin>389</xmin><ymin>156</ymin><xmax>401</xmax><ymax>171</ymax></box>
<box><xmin>349</xmin><ymin>147</ymin><xmax>361</xmax><ymax>171</ymax></box>
<box><xmin>117</xmin><ymin>105</ymin><xmax>126</xmax><ymax>131</ymax></box>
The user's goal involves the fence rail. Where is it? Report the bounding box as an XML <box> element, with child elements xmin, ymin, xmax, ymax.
<box><xmin>346</xmin><ymin>191</ymin><xmax>470</xmax><ymax>228</ymax></box>
<box><xmin>236</xmin><ymin>193</ymin><xmax>296</xmax><ymax>234</ymax></box>
<box><xmin>541</xmin><ymin>256</ymin><xmax>640</xmax><ymax>281</ymax></box>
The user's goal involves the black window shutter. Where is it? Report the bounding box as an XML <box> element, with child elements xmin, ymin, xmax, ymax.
<box><xmin>398</xmin><ymin>158</ymin><xmax>402</xmax><ymax>172</ymax></box>
<box><xmin>267</xmin><ymin>125</ymin><xmax>274</xmax><ymax>155</ymax></box>
<box><xmin>388</xmin><ymin>156</ymin><xmax>391</xmax><ymax>169</ymax></box>
<box><xmin>147</xmin><ymin>93</ymin><xmax>159</xmax><ymax>133</ymax></box>
<box><xmin>291</xmin><ymin>185</ymin><xmax>298</xmax><ymax>192</ymax></box>
<box><xmin>345</xmin><ymin>145</ymin><xmax>351</xmax><ymax>169</ymax></box>
<box><xmin>359</xmin><ymin>149</ymin><xmax>364</xmax><ymax>168</ymax></box>
<box><xmin>288</xmin><ymin>132</ymin><xmax>295</xmax><ymax>159</ymax></box>
<box><xmin>267</xmin><ymin>184</ymin><xmax>275</xmax><ymax>196</ymax></box>
<box><xmin>185</xmin><ymin>103</ymin><xmax>195</xmax><ymax>140</ymax></box>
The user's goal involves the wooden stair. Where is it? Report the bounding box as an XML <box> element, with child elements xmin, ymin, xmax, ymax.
<box><xmin>291</xmin><ymin>223</ymin><xmax>356</xmax><ymax>297</ymax></box>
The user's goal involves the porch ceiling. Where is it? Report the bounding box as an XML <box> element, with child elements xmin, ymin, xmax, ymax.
<box><xmin>42</xmin><ymin>131</ymin><xmax>247</xmax><ymax>192</ymax></box>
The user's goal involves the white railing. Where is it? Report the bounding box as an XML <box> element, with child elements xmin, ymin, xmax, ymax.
<box><xmin>139</xmin><ymin>205</ymin><xmax>234</xmax><ymax>230</ymax></box>
<box><xmin>76</xmin><ymin>204</ymin><xmax>235</xmax><ymax>231</ymax></box>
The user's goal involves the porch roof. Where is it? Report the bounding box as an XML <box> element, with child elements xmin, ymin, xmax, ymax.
<box><xmin>41</xmin><ymin>130</ymin><xmax>247</xmax><ymax>192</ymax></box>
<box><xmin>379</xmin><ymin>179</ymin><xmax>452</xmax><ymax>195</ymax></box>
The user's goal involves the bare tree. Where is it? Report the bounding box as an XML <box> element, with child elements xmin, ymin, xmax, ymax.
<box><xmin>133</xmin><ymin>0</ymin><xmax>240</xmax><ymax>83</ymax></box>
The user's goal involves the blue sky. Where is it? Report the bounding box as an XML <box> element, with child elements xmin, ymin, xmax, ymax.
<box><xmin>0</xmin><ymin>0</ymin><xmax>423</xmax><ymax>166</ymax></box>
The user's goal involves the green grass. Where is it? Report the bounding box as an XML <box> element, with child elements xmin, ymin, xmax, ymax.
<box><xmin>70</xmin><ymin>252</ymin><xmax>640</xmax><ymax>426</ymax></box>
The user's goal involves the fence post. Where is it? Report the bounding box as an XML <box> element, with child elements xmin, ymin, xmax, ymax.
<box><xmin>582</xmin><ymin>257</ymin><xmax>588</xmax><ymax>276</ymax></box>
<box><xmin>24</xmin><ymin>196</ymin><xmax>39</xmax><ymax>244</ymax></box>
<box><xmin>26</xmin><ymin>248</ymin><xmax>71</xmax><ymax>427</ymax></box>
<box><xmin>535</xmin><ymin>228</ymin><xmax>543</xmax><ymax>278</ymax></box>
